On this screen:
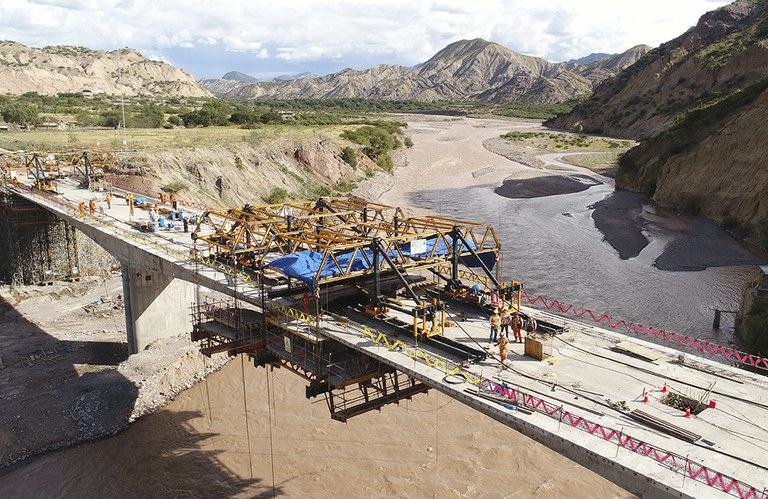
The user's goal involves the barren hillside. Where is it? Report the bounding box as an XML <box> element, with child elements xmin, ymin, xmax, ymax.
<box><xmin>0</xmin><ymin>41</ymin><xmax>211</xmax><ymax>98</ymax></box>
<box><xmin>202</xmin><ymin>39</ymin><xmax>649</xmax><ymax>104</ymax></box>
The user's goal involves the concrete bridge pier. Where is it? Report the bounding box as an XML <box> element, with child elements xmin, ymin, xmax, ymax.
<box><xmin>121</xmin><ymin>262</ymin><xmax>195</xmax><ymax>354</ymax></box>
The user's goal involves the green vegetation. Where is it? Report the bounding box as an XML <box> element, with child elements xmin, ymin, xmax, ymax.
<box><xmin>246</xmin><ymin>98</ymin><xmax>575</xmax><ymax>120</ymax></box>
<box><xmin>559</xmin><ymin>151</ymin><xmax>625</xmax><ymax>178</ymax></box>
<box><xmin>265</xmin><ymin>187</ymin><xmax>289</xmax><ymax>204</ymax></box>
<box><xmin>161</xmin><ymin>181</ymin><xmax>188</xmax><ymax>193</ymax></box>
<box><xmin>0</xmin><ymin>99</ymin><xmax>38</xmax><ymax>125</ymax></box>
<box><xmin>741</xmin><ymin>295</ymin><xmax>768</xmax><ymax>357</ymax></box>
<box><xmin>760</xmin><ymin>218</ymin><xmax>768</xmax><ymax>249</ymax></box>
<box><xmin>340</xmin><ymin>146</ymin><xmax>357</xmax><ymax>167</ymax></box>
<box><xmin>720</xmin><ymin>215</ymin><xmax>754</xmax><ymax>240</ymax></box>
<box><xmin>335</xmin><ymin>179</ymin><xmax>355</xmax><ymax>192</ymax></box>
<box><xmin>501</xmin><ymin>131</ymin><xmax>632</xmax><ymax>150</ymax></box>
<box><xmin>677</xmin><ymin>194</ymin><xmax>703</xmax><ymax>215</ymax></box>
<box><xmin>340</xmin><ymin>121</ymin><xmax>405</xmax><ymax>172</ymax></box>
<box><xmin>620</xmin><ymin>77</ymin><xmax>768</xmax><ymax>180</ymax></box>
<box><xmin>0</xmin><ymin>92</ymin><xmax>574</xmax><ymax>137</ymax></box>
<box><xmin>703</xmin><ymin>17</ymin><xmax>768</xmax><ymax>70</ymax></box>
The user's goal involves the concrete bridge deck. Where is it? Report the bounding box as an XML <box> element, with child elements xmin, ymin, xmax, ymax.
<box><xmin>3</xmin><ymin>177</ymin><xmax>767</xmax><ymax>498</ymax></box>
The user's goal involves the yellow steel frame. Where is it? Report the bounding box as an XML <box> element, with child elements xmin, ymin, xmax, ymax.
<box><xmin>193</xmin><ymin>197</ymin><xmax>501</xmax><ymax>288</ymax></box>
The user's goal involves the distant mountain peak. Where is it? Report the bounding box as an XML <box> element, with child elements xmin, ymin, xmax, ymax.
<box><xmin>200</xmin><ymin>38</ymin><xmax>649</xmax><ymax>105</ymax></box>
<box><xmin>569</xmin><ymin>53</ymin><xmax>611</xmax><ymax>65</ymax></box>
<box><xmin>222</xmin><ymin>71</ymin><xmax>259</xmax><ymax>83</ymax></box>
<box><xmin>273</xmin><ymin>72</ymin><xmax>317</xmax><ymax>82</ymax></box>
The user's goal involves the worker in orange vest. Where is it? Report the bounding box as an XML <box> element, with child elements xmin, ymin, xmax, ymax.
<box><xmin>497</xmin><ymin>333</ymin><xmax>509</xmax><ymax>366</ymax></box>
<box><xmin>159</xmin><ymin>192</ymin><xmax>167</xmax><ymax>204</ymax></box>
<box><xmin>78</xmin><ymin>201</ymin><xmax>85</xmax><ymax>217</ymax></box>
<box><xmin>88</xmin><ymin>199</ymin><xmax>96</xmax><ymax>215</ymax></box>
<box><xmin>512</xmin><ymin>313</ymin><xmax>523</xmax><ymax>343</ymax></box>
<box><xmin>489</xmin><ymin>309</ymin><xmax>500</xmax><ymax>343</ymax></box>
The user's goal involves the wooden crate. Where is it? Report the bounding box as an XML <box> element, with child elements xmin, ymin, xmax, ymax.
<box><xmin>524</xmin><ymin>334</ymin><xmax>551</xmax><ymax>360</ymax></box>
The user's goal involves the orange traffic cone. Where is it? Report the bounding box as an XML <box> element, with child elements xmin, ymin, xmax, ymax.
<box><xmin>685</xmin><ymin>406</ymin><xmax>691</xmax><ymax>418</ymax></box>
<box><xmin>661</xmin><ymin>383</ymin><xmax>667</xmax><ymax>393</ymax></box>
<box><xmin>642</xmin><ymin>390</ymin><xmax>649</xmax><ymax>403</ymax></box>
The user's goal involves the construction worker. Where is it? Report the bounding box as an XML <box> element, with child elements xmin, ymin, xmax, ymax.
<box><xmin>78</xmin><ymin>201</ymin><xmax>85</xmax><ymax>217</ymax></box>
<box><xmin>512</xmin><ymin>313</ymin><xmax>523</xmax><ymax>343</ymax></box>
<box><xmin>526</xmin><ymin>316</ymin><xmax>538</xmax><ymax>338</ymax></box>
<box><xmin>105</xmin><ymin>193</ymin><xmax>112</xmax><ymax>209</ymax></box>
<box><xmin>489</xmin><ymin>309</ymin><xmax>500</xmax><ymax>343</ymax></box>
<box><xmin>497</xmin><ymin>332</ymin><xmax>509</xmax><ymax>366</ymax></box>
<box><xmin>125</xmin><ymin>192</ymin><xmax>133</xmax><ymax>206</ymax></box>
<box><xmin>500</xmin><ymin>308</ymin><xmax>510</xmax><ymax>337</ymax></box>
<box><xmin>88</xmin><ymin>198</ymin><xmax>96</xmax><ymax>216</ymax></box>
<box><xmin>159</xmin><ymin>192</ymin><xmax>167</xmax><ymax>204</ymax></box>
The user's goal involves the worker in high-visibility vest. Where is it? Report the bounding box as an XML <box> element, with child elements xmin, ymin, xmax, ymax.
<box><xmin>489</xmin><ymin>309</ymin><xmax>500</xmax><ymax>343</ymax></box>
<box><xmin>78</xmin><ymin>201</ymin><xmax>85</xmax><ymax>217</ymax></box>
<box><xmin>497</xmin><ymin>333</ymin><xmax>509</xmax><ymax>365</ymax></box>
<box><xmin>88</xmin><ymin>199</ymin><xmax>96</xmax><ymax>215</ymax></box>
<box><xmin>512</xmin><ymin>313</ymin><xmax>523</xmax><ymax>343</ymax></box>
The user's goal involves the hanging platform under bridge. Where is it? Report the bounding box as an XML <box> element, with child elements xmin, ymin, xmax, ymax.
<box><xmin>188</xmin><ymin>196</ymin><xmax>511</xmax><ymax>421</ymax></box>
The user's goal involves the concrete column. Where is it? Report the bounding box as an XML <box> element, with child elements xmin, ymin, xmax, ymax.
<box><xmin>121</xmin><ymin>262</ymin><xmax>195</xmax><ymax>354</ymax></box>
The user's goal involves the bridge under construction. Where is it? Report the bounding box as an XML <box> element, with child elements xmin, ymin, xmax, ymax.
<box><xmin>1</xmin><ymin>153</ymin><xmax>767</xmax><ymax>499</ymax></box>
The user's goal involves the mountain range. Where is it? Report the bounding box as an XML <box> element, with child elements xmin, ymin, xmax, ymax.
<box><xmin>199</xmin><ymin>39</ymin><xmax>650</xmax><ymax>103</ymax></box>
<box><xmin>0</xmin><ymin>41</ymin><xmax>210</xmax><ymax>98</ymax></box>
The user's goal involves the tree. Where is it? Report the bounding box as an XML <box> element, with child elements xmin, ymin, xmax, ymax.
<box><xmin>99</xmin><ymin>110</ymin><xmax>122</xmax><ymax>128</ymax></box>
<box><xmin>132</xmin><ymin>103</ymin><xmax>165</xmax><ymax>128</ymax></box>
<box><xmin>0</xmin><ymin>101</ymin><xmax>38</xmax><ymax>125</ymax></box>
<box><xmin>340</xmin><ymin>146</ymin><xmax>357</xmax><ymax>167</ymax></box>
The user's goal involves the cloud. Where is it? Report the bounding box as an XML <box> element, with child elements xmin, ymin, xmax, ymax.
<box><xmin>0</xmin><ymin>0</ymin><xmax>733</xmax><ymax>77</ymax></box>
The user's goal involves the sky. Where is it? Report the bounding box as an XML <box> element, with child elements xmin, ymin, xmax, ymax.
<box><xmin>1</xmin><ymin>0</ymin><xmax>732</xmax><ymax>81</ymax></box>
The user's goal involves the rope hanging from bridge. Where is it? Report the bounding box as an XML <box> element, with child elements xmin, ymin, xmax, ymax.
<box><xmin>522</xmin><ymin>292</ymin><xmax>768</xmax><ymax>372</ymax></box>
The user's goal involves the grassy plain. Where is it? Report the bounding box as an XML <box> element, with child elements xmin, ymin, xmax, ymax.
<box><xmin>0</xmin><ymin>125</ymin><xmax>350</xmax><ymax>153</ymax></box>
<box><xmin>558</xmin><ymin>151</ymin><xmax>626</xmax><ymax>177</ymax></box>
<box><xmin>500</xmin><ymin>131</ymin><xmax>635</xmax><ymax>177</ymax></box>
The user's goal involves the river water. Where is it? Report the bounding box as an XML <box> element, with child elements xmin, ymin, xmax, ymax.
<box><xmin>395</xmin><ymin>117</ymin><xmax>764</xmax><ymax>349</ymax></box>
<box><xmin>0</xmin><ymin>117</ymin><xmax>763</xmax><ymax>498</ymax></box>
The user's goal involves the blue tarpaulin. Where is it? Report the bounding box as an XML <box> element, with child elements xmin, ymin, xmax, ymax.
<box><xmin>268</xmin><ymin>236</ymin><xmax>493</xmax><ymax>290</ymax></box>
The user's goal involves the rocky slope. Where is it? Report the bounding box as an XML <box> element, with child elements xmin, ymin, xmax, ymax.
<box><xmin>109</xmin><ymin>131</ymin><xmax>383</xmax><ymax>210</ymax></box>
<box><xmin>546</xmin><ymin>0</ymin><xmax>768</xmax><ymax>241</ymax></box>
<box><xmin>617</xmin><ymin>78</ymin><xmax>768</xmax><ymax>232</ymax></box>
<box><xmin>201</xmin><ymin>39</ymin><xmax>649</xmax><ymax>104</ymax></box>
<box><xmin>0</xmin><ymin>41</ymin><xmax>211</xmax><ymax>98</ymax></box>
<box><xmin>547</xmin><ymin>0</ymin><xmax>768</xmax><ymax>138</ymax></box>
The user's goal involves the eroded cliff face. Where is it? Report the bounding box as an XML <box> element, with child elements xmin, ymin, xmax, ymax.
<box><xmin>110</xmin><ymin>134</ymin><xmax>379</xmax><ymax>209</ymax></box>
<box><xmin>617</xmin><ymin>83</ymin><xmax>768</xmax><ymax>233</ymax></box>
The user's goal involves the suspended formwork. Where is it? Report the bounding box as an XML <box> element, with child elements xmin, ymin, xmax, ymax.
<box><xmin>189</xmin><ymin>197</ymin><xmax>516</xmax><ymax>421</ymax></box>
<box><xmin>191</xmin><ymin>197</ymin><xmax>506</xmax><ymax>323</ymax></box>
